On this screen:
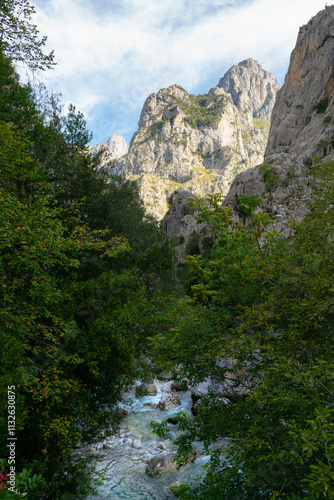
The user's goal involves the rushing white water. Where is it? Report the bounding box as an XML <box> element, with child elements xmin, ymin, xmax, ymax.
<box><xmin>85</xmin><ymin>381</ymin><xmax>212</xmax><ymax>499</ymax></box>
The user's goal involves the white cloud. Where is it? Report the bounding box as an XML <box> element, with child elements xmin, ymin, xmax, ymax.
<box><xmin>29</xmin><ymin>0</ymin><xmax>329</xmax><ymax>143</ymax></box>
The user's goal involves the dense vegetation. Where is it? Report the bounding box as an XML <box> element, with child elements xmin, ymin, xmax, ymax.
<box><xmin>0</xmin><ymin>3</ymin><xmax>174</xmax><ymax>497</ymax></box>
<box><xmin>1</xmin><ymin>2</ymin><xmax>334</xmax><ymax>499</ymax></box>
<box><xmin>151</xmin><ymin>165</ymin><xmax>334</xmax><ymax>498</ymax></box>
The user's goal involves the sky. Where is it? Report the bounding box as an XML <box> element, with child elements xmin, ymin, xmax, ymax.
<box><xmin>26</xmin><ymin>0</ymin><xmax>329</xmax><ymax>146</ymax></box>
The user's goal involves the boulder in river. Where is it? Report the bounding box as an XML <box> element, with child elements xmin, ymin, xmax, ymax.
<box><xmin>135</xmin><ymin>383</ymin><xmax>158</xmax><ymax>397</ymax></box>
<box><xmin>158</xmin><ymin>393</ymin><xmax>181</xmax><ymax>411</ymax></box>
<box><xmin>157</xmin><ymin>371</ymin><xmax>175</xmax><ymax>381</ymax></box>
<box><xmin>146</xmin><ymin>452</ymin><xmax>178</xmax><ymax>476</ymax></box>
<box><xmin>146</xmin><ymin>446</ymin><xmax>197</xmax><ymax>477</ymax></box>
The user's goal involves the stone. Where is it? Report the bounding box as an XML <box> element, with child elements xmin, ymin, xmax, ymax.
<box><xmin>146</xmin><ymin>452</ymin><xmax>179</xmax><ymax>477</ymax></box>
<box><xmin>158</xmin><ymin>393</ymin><xmax>181</xmax><ymax>411</ymax></box>
<box><xmin>265</xmin><ymin>6</ymin><xmax>334</xmax><ymax>162</ymax></box>
<box><xmin>167</xmin><ymin>417</ymin><xmax>179</xmax><ymax>425</ymax></box>
<box><xmin>103</xmin><ymin>443</ymin><xmax>112</xmax><ymax>449</ymax></box>
<box><xmin>146</xmin><ymin>447</ymin><xmax>197</xmax><ymax>476</ymax></box>
<box><xmin>135</xmin><ymin>383</ymin><xmax>158</xmax><ymax>397</ymax></box>
<box><xmin>132</xmin><ymin>439</ymin><xmax>142</xmax><ymax>449</ymax></box>
<box><xmin>161</xmin><ymin>381</ymin><xmax>173</xmax><ymax>392</ymax></box>
<box><xmin>157</xmin><ymin>371</ymin><xmax>175</xmax><ymax>381</ymax></box>
<box><xmin>217</xmin><ymin>58</ymin><xmax>281</xmax><ymax>121</ymax></box>
<box><xmin>143</xmin><ymin>402</ymin><xmax>158</xmax><ymax>408</ymax></box>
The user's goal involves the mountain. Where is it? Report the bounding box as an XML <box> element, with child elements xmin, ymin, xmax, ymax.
<box><xmin>265</xmin><ymin>6</ymin><xmax>334</xmax><ymax>161</ymax></box>
<box><xmin>217</xmin><ymin>58</ymin><xmax>279</xmax><ymax>121</ymax></box>
<box><xmin>224</xmin><ymin>5</ymin><xmax>334</xmax><ymax>236</ymax></box>
<box><xmin>90</xmin><ymin>133</ymin><xmax>128</xmax><ymax>162</ymax></box>
<box><xmin>113</xmin><ymin>59</ymin><xmax>280</xmax><ymax>220</ymax></box>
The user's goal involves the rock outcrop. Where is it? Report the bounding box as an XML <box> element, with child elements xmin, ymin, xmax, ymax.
<box><xmin>157</xmin><ymin>393</ymin><xmax>181</xmax><ymax>411</ymax></box>
<box><xmin>217</xmin><ymin>58</ymin><xmax>280</xmax><ymax>121</ymax></box>
<box><xmin>265</xmin><ymin>6</ymin><xmax>334</xmax><ymax>161</ymax></box>
<box><xmin>114</xmin><ymin>60</ymin><xmax>280</xmax><ymax>220</ymax></box>
<box><xmin>90</xmin><ymin>133</ymin><xmax>128</xmax><ymax>164</ymax></box>
<box><xmin>225</xmin><ymin>6</ymin><xmax>334</xmax><ymax>233</ymax></box>
<box><xmin>146</xmin><ymin>447</ymin><xmax>197</xmax><ymax>477</ymax></box>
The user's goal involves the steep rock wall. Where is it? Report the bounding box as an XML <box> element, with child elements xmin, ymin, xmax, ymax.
<box><xmin>115</xmin><ymin>59</ymin><xmax>280</xmax><ymax>220</ymax></box>
<box><xmin>266</xmin><ymin>6</ymin><xmax>334</xmax><ymax>161</ymax></box>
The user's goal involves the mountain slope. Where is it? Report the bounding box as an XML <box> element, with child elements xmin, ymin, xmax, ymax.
<box><xmin>114</xmin><ymin>59</ymin><xmax>280</xmax><ymax>220</ymax></box>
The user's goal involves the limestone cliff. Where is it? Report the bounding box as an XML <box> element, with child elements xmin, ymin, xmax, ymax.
<box><xmin>225</xmin><ymin>6</ymin><xmax>334</xmax><ymax>237</ymax></box>
<box><xmin>90</xmin><ymin>133</ymin><xmax>128</xmax><ymax>164</ymax></box>
<box><xmin>266</xmin><ymin>6</ymin><xmax>334</xmax><ymax>161</ymax></box>
<box><xmin>217</xmin><ymin>58</ymin><xmax>280</xmax><ymax>121</ymax></box>
<box><xmin>115</xmin><ymin>60</ymin><xmax>280</xmax><ymax>220</ymax></box>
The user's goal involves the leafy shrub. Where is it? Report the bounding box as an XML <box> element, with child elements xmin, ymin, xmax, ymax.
<box><xmin>258</xmin><ymin>162</ymin><xmax>280</xmax><ymax>190</ymax></box>
<box><xmin>313</xmin><ymin>97</ymin><xmax>330</xmax><ymax>114</ymax></box>
<box><xmin>185</xmin><ymin>232</ymin><xmax>200</xmax><ymax>256</ymax></box>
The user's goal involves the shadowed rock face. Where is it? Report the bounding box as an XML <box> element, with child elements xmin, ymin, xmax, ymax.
<box><xmin>224</xmin><ymin>7</ymin><xmax>334</xmax><ymax>239</ymax></box>
<box><xmin>265</xmin><ymin>6</ymin><xmax>334</xmax><ymax>161</ymax></box>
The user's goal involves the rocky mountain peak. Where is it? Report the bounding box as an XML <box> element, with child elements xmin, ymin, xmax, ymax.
<box><xmin>217</xmin><ymin>58</ymin><xmax>281</xmax><ymax>121</ymax></box>
<box><xmin>91</xmin><ymin>133</ymin><xmax>128</xmax><ymax>160</ymax></box>
<box><xmin>265</xmin><ymin>6</ymin><xmax>334</xmax><ymax>160</ymax></box>
<box><xmin>138</xmin><ymin>85</ymin><xmax>191</xmax><ymax>129</ymax></box>
<box><xmin>223</xmin><ymin>7</ymin><xmax>334</xmax><ymax>244</ymax></box>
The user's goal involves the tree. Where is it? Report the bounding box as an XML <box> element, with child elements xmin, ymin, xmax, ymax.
<box><xmin>0</xmin><ymin>0</ymin><xmax>55</xmax><ymax>71</ymax></box>
<box><xmin>151</xmin><ymin>169</ymin><xmax>334</xmax><ymax>499</ymax></box>
<box><xmin>0</xmin><ymin>49</ymin><xmax>175</xmax><ymax>498</ymax></box>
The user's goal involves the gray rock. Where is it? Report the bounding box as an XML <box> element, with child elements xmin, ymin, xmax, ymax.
<box><xmin>132</xmin><ymin>439</ymin><xmax>143</xmax><ymax>449</ymax></box>
<box><xmin>146</xmin><ymin>447</ymin><xmax>197</xmax><ymax>477</ymax></box>
<box><xmin>146</xmin><ymin>452</ymin><xmax>179</xmax><ymax>477</ymax></box>
<box><xmin>157</xmin><ymin>371</ymin><xmax>175</xmax><ymax>381</ymax></box>
<box><xmin>135</xmin><ymin>383</ymin><xmax>158</xmax><ymax>397</ymax></box>
<box><xmin>158</xmin><ymin>393</ymin><xmax>181</xmax><ymax>411</ymax></box>
<box><xmin>161</xmin><ymin>381</ymin><xmax>173</xmax><ymax>392</ymax></box>
<box><xmin>143</xmin><ymin>402</ymin><xmax>158</xmax><ymax>408</ymax></box>
<box><xmin>265</xmin><ymin>6</ymin><xmax>334</xmax><ymax>162</ymax></box>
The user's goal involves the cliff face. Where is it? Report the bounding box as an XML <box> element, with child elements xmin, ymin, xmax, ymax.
<box><xmin>218</xmin><ymin>59</ymin><xmax>280</xmax><ymax>121</ymax></box>
<box><xmin>114</xmin><ymin>59</ymin><xmax>280</xmax><ymax>220</ymax></box>
<box><xmin>225</xmin><ymin>7</ymin><xmax>334</xmax><ymax>237</ymax></box>
<box><xmin>265</xmin><ymin>6</ymin><xmax>334</xmax><ymax>161</ymax></box>
<box><xmin>90</xmin><ymin>133</ymin><xmax>128</xmax><ymax>163</ymax></box>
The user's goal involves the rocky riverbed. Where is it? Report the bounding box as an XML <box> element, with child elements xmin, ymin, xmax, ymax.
<box><xmin>83</xmin><ymin>379</ymin><xmax>219</xmax><ymax>499</ymax></box>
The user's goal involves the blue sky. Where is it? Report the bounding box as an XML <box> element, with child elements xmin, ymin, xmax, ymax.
<box><xmin>28</xmin><ymin>0</ymin><xmax>329</xmax><ymax>145</ymax></box>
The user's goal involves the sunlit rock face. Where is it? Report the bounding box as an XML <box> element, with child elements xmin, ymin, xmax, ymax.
<box><xmin>217</xmin><ymin>58</ymin><xmax>281</xmax><ymax>121</ymax></box>
<box><xmin>113</xmin><ymin>59</ymin><xmax>280</xmax><ymax>221</ymax></box>
<box><xmin>90</xmin><ymin>133</ymin><xmax>128</xmax><ymax>162</ymax></box>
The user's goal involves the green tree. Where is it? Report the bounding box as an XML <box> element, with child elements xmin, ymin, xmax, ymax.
<box><xmin>0</xmin><ymin>48</ymin><xmax>174</xmax><ymax>498</ymax></box>
<box><xmin>151</xmin><ymin>167</ymin><xmax>334</xmax><ymax>498</ymax></box>
<box><xmin>0</xmin><ymin>0</ymin><xmax>55</xmax><ymax>71</ymax></box>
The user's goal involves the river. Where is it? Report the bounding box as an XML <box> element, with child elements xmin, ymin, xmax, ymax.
<box><xmin>85</xmin><ymin>380</ymin><xmax>213</xmax><ymax>499</ymax></box>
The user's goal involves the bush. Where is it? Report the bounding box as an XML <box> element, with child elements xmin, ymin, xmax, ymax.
<box><xmin>313</xmin><ymin>97</ymin><xmax>330</xmax><ymax>114</ymax></box>
<box><xmin>258</xmin><ymin>162</ymin><xmax>280</xmax><ymax>190</ymax></box>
